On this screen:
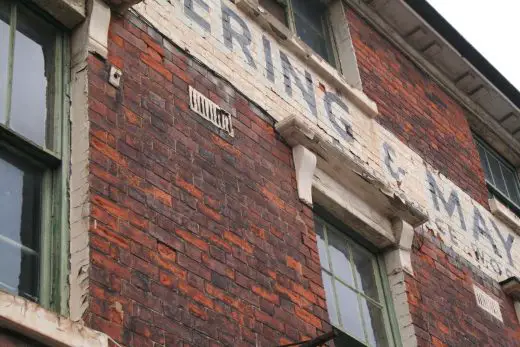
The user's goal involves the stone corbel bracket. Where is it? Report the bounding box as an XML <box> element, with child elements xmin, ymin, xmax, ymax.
<box><xmin>500</xmin><ymin>276</ymin><xmax>520</xmax><ymax>323</ymax></box>
<box><xmin>292</xmin><ymin>145</ymin><xmax>317</xmax><ymax>207</ymax></box>
<box><xmin>103</xmin><ymin>0</ymin><xmax>143</xmax><ymax>13</ymax></box>
<box><xmin>277</xmin><ymin>114</ymin><xmax>428</xmax><ymax>228</ymax></box>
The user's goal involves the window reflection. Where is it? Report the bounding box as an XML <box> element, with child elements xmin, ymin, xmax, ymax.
<box><xmin>0</xmin><ymin>151</ymin><xmax>42</xmax><ymax>300</ymax></box>
<box><xmin>10</xmin><ymin>6</ymin><xmax>55</xmax><ymax>147</ymax></box>
<box><xmin>314</xmin><ymin>216</ymin><xmax>393</xmax><ymax>346</ymax></box>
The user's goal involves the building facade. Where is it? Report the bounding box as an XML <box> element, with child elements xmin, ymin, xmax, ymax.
<box><xmin>1</xmin><ymin>0</ymin><xmax>520</xmax><ymax>346</ymax></box>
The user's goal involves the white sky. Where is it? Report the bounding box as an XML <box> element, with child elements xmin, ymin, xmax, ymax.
<box><xmin>426</xmin><ymin>0</ymin><xmax>520</xmax><ymax>91</ymax></box>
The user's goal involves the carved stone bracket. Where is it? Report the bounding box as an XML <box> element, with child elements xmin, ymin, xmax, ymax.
<box><xmin>292</xmin><ymin>145</ymin><xmax>317</xmax><ymax>207</ymax></box>
<box><xmin>500</xmin><ymin>276</ymin><xmax>520</xmax><ymax>323</ymax></box>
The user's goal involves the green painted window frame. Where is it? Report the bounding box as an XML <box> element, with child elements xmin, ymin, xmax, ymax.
<box><xmin>475</xmin><ymin>135</ymin><xmax>520</xmax><ymax>216</ymax></box>
<box><xmin>259</xmin><ymin>0</ymin><xmax>338</xmax><ymax>67</ymax></box>
<box><xmin>314</xmin><ymin>212</ymin><xmax>401</xmax><ymax>347</ymax></box>
<box><xmin>0</xmin><ymin>1</ymin><xmax>70</xmax><ymax>315</ymax></box>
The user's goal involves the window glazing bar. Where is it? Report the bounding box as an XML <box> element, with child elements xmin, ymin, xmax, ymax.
<box><xmin>0</xmin><ymin>234</ymin><xmax>38</xmax><ymax>256</ymax></box>
<box><xmin>4</xmin><ymin>3</ymin><xmax>15</xmax><ymax>126</ymax></box>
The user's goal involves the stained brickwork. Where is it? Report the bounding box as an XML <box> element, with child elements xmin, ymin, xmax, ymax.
<box><xmin>408</xmin><ymin>229</ymin><xmax>520</xmax><ymax>346</ymax></box>
<box><xmin>84</xmin><ymin>12</ymin><xmax>330</xmax><ymax>346</ymax></box>
<box><xmin>347</xmin><ymin>7</ymin><xmax>520</xmax><ymax>347</ymax></box>
<box><xmin>346</xmin><ymin>7</ymin><xmax>490</xmax><ymax>209</ymax></box>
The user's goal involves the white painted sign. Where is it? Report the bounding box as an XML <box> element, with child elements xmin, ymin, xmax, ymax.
<box><xmin>134</xmin><ymin>0</ymin><xmax>520</xmax><ymax>282</ymax></box>
<box><xmin>189</xmin><ymin>85</ymin><xmax>234</xmax><ymax>136</ymax></box>
<box><xmin>473</xmin><ymin>285</ymin><xmax>503</xmax><ymax>321</ymax></box>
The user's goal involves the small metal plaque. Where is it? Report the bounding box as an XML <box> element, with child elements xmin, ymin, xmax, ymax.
<box><xmin>473</xmin><ymin>285</ymin><xmax>502</xmax><ymax>321</ymax></box>
<box><xmin>189</xmin><ymin>86</ymin><xmax>234</xmax><ymax>137</ymax></box>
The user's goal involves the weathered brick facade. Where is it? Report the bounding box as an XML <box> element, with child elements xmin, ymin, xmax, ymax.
<box><xmin>3</xmin><ymin>1</ymin><xmax>520</xmax><ymax>346</ymax></box>
<box><xmin>77</xmin><ymin>7</ymin><xmax>520</xmax><ymax>346</ymax></box>
<box><xmin>347</xmin><ymin>6</ymin><xmax>520</xmax><ymax>346</ymax></box>
<box><xmin>346</xmin><ymin>6</ymin><xmax>520</xmax><ymax>347</ymax></box>
<box><xmin>84</xmin><ymin>14</ymin><xmax>330</xmax><ymax>346</ymax></box>
<box><xmin>346</xmin><ymin>8</ymin><xmax>489</xmax><ymax>209</ymax></box>
<box><xmin>408</xmin><ymin>234</ymin><xmax>520</xmax><ymax>346</ymax></box>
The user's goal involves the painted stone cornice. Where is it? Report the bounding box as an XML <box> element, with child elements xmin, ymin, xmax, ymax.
<box><xmin>103</xmin><ymin>0</ymin><xmax>143</xmax><ymax>12</ymax></box>
<box><xmin>276</xmin><ymin>115</ymin><xmax>429</xmax><ymax>229</ymax></box>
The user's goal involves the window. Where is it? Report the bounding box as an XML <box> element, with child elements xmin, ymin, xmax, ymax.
<box><xmin>315</xmin><ymin>216</ymin><xmax>396</xmax><ymax>347</ymax></box>
<box><xmin>0</xmin><ymin>1</ymin><xmax>67</xmax><ymax>310</ymax></box>
<box><xmin>259</xmin><ymin>0</ymin><xmax>337</xmax><ymax>66</ymax></box>
<box><xmin>475</xmin><ymin>136</ymin><xmax>520</xmax><ymax>212</ymax></box>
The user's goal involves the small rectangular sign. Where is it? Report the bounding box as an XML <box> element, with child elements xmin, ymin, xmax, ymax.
<box><xmin>189</xmin><ymin>86</ymin><xmax>234</xmax><ymax>137</ymax></box>
<box><xmin>473</xmin><ymin>285</ymin><xmax>502</xmax><ymax>321</ymax></box>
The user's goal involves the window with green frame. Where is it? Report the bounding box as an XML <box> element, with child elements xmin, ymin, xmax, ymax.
<box><xmin>314</xmin><ymin>216</ymin><xmax>397</xmax><ymax>347</ymax></box>
<box><xmin>0</xmin><ymin>1</ymin><xmax>68</xmax><ymax>312</ymax></box>
<box><xmin>258</xmin><ymin>0</ymin><xmax>337</xmax><ymax>67</ymax></box>
<box><xmin>475</xmin><ymin>136</ymin><xmax>520</xmax><ymax>214</ymax></box>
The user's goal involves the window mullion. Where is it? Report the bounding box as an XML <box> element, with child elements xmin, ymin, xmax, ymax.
<box><xmin>4</xmin><ymin>3</ymin><xmax>16</xmax><ymax>126</ymax></box>
<box><xmin>0</xmin><ymin>123</ymin><xmax>61</xmax><ymax>166</ymax></box>
<box><xmin>348</xmin><ymin>239</ymin><xmax>370</xmax><ymax>345</ymax></box>
<box><xmin>56</xmin><ymin>33</ymin><xmax>70</xmax><ymax>315</ymax></box>
<box><xmin>286</xmin><ymin>0</ymin><xmax>297</xmax><ymax>34</ymax></box>
<box><xmin>497</xmin><ymin>163</ymin><xmax>512</xmax><ymax>198</ymax></box>
<box><xmin>482</xmin><ymin>149</ymin><xmax>493</xmax><ymax>186</ymax></box>
<box><xmin>39</xmin><ymin>170</ymin><xmax>53</xmax><ymax>309</ymax></box>
<box><xmin>323</xmin><ymin>223</ymin><xmax>343</xmax><ymax>328</ymax></box>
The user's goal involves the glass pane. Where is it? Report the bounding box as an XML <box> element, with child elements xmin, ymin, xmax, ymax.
<box><xmin>292</xmin><ymin>0</ymin><xmax>326</xmax><ymax>28</ymax></box>
<box><xmin>361</xmin><ymin>299</ymin><xmax>389</xmax><ymax>347</ymax></box>
<box><xmin>0</xmin><ymin>2</ymin><xmax>10</xmax><ymax>124</ymax></box>
<box><xmin>502</xmin><ymin>167</ymin><xmax>520</xmax><ymax>205</ymax></box>
<box><xmin>488</xmin><ymin>154</ymin><xmax>507</xmax><ymax>195</ymax></box>
<box><xmin>10</xmin><ymin>5</ymin><xmax>56</xmax><ymax>147</ymax></box>
<box><xmin>0</xmin><ymin>150</ymin><xmax>42</xmax><ymax>300</ymax></box>
<box><xmin>336</xmin><ymin>281</ymin><xmax>364</xmax><ymax>342</ymax></box>
<box><xmin>352</xmin><ymin>245</ymin><xmax>380</xmax><ymax>301</ymax></box>
<box><xmin>0</xmin><ymin>236</ymin><xmax>40</xmax><ymax>301</ymax></box>
<box><xmin>322</xmin><ymin>271</ymin><xmax>339</xmax><ymax>326</ymax></box>
<box><xmin>328</xmin><ymin>229</ymin><xmax>354</xmax><ymax>286</ymax></box>
<box><xmin>291</xmin><ymin>0</ymin><xmax>334</xmax><ymax>65</ymax></box>
<box><xmin>315</xmin><ymin>219</ymin><xmax>330</xmax><ymax>271</ymax></box>
<box><xmin>476</xmin><ymin>143</ymin><xmax>492</xmax><ymax>184</ymax></box>
<box><xmin>293</xmin><ymin>13</ymin><xmax>330</xmax><ymax>62</ymax></box>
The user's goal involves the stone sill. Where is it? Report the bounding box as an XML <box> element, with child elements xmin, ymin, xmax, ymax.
<box><xmin>489</xmin><ymin>197</ymin><xmax>520</xmax><ymax>235</ymax></box>
<box><xmin>0</xmin><ymin>291</ymin><xmax>108</xmax><ymax>347</ymax></box>
<box><xmin>33</xmin><ymin>0</ymin><xmax>86</xmax><ymax>29</ymax></box>
<box><xmin>232</xmin><ymin>0</ymin><xmax>379</xmax><ymax>119</ymax></box>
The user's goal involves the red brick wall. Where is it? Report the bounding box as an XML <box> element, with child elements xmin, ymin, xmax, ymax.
<box><xmin>408</xmin><ymin>230</ymin><xmax>520</xmax><ymax>346</ymax></box>
<box><xmin>347</xmin><ymin>8</ymin><xmax>520</xmax><ymax>347</ymax></box>
<box><xmin>346</xmin><ymin>8</ymin><xmax>490</xmax><ymax>208</ymax></box>
<box><xmin>84</xmin><ymin>12</ymin><xmax>330</xmax><ymax>347</ymax></box>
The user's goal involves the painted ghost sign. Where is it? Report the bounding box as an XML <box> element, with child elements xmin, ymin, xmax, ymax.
<box><xmin>135</xmin><ymin>0</ymin><xmax>367</xmax><ymax>152</ymax></box>
<box><xmin>134</xmin><ymin>0</ymin><xmax>520</xmax><ymax>280</ymax></box>
<box><xmin>381</xmin><ymin>138</ymin><xmax>518</xmax><ymax>280</ymax></box>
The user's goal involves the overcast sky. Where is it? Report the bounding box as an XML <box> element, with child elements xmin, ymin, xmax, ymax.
<box><xmin>426</xmin><ymin>0</ymin><xmax>520</xmax><ymax>91</ymax></box>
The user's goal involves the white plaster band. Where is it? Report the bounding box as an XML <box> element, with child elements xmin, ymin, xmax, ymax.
<box><xmin>0</xmin><ymin>291</ymin><xmax>108</xmax><ymax>347</ymax></box>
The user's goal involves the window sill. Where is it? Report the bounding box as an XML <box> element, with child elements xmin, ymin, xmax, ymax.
<box><xmin>489</xmin><ymin>197</ymin><xmax>520</xmax><ymax>235</ymax></box>
<box><xmin>232</xmin><ymin>0</ymin><xmax>378</xmax><ymax>119</ymax></box>
<box><xmin>0</xmin><ymin>291</ymin><xmax>108</xmax><ymax>347</ymax></box>
<box><xmin>32</xmin><ymin>0</ymin><xmax>86</xmax><ymax>29</ymax></box>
